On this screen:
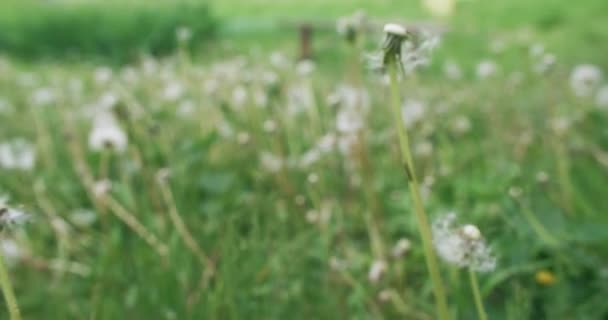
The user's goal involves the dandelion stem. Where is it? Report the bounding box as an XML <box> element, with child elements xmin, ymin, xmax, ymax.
<box><xmin>468</xmin><ymin>268</ymin><xmax>488</xmax><ymax>320</ymax></box>
<box><xmin>387</xmin><ymin>59</ymin><xmax>450</xmax><ymax>320</ymax></box>
<box><xmin>0</xmin><ymin>252</ymin><xmax>21</xmax><ymax>320</ymax></box>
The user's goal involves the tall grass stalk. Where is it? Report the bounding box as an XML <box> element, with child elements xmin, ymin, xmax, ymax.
<box><xmin>0</xmin><ymin>253</ymin><xmax>21</xmax><ymax>320</ymax></box>
<box><xmin>468</xmin><ymin>268</ymin><xmax>488</xmax><ymax>320</ymax></box>
<box><xmin>386</xmin><ymin>59</ymin><xmax>450</xmax><ymax>320</ymax></box>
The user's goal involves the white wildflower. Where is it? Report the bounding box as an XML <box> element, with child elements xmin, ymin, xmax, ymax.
<box><xmin>368</xmin><ymin>260</ymin><xmax>387</xmax><ymax>283</ymax></box>
<box><xmin>391</xmin><ymin>238</ymin><xmax>412</xmax><ymax>258</ymax></box>
<box><xmin>401</xmin><ymin>99</ymin><xmax>425</xmax><ymax>126</ymax></box>
<box><xmin>451</xmin><ymin>115</ymin><xmax>472</xmax><ymax>134</ymax></box>
<box><xmin>423</xmin><ymin>0</ymin><xmax>455</xmax><ymax>17</ymax></box>
<box><xmin>0</xmin><ymin>239</ymin><xmax>25</xmax><ymax>266</ymax></box>
<box><xmin>443</xmin><ymin>61</ymin><xmax>462</xmax><ymax>80</ymax></box>
<box><xmin>414</xmin><ymin>140</ymin><xmax>434</xmax><ymax>157</ymax></box>
<box><xmin>476</xmin><ymin>60</ymin><xmax>498</xmax><ymax>79</ymax></box>
<box><xmin>263</xmin><ymin>120</ymin><xmax>277</xmax><ymax>133</ymax></box>
<box><xmin>176</xmin><ymin>26</ymin><xmax>192</xmax><ymax>43</ymax></box>
<box><xmin>259</xmin><ymin>152</ymin><xmax>283</xmax><ymax>173</ymax></box>
<box><xmin>570</xmin><ymin>64</ymin><xmax>602</xmax><ymax>97</ymax></box>
<box><xmin>69</xmin><ymin>209</ymin><xmax>97</xmax><ymax>228</ymax></box>
<box><xmin>432</xmin><ymin>213</ymin><xmax>497</xmax><ymax>272</ymax></box>
<box><xmin>163</xmin><ymin>81</ymin><xmax>185</xmax><ymax>102</ymax></box>
<box><xmin>0</xmin><ymin>138</ymin><xmax>36</xmax><ymax>171</ymax></box>
<box><xmin>93</xmin><ymin>180</ymin><xmax>112</xmax><ymax>198</ymax></box>
<box><xmin>316</xmin><ymin>133</ymin><xmax>336</xmax><ymax>153</ymax></box>
<box><xmin>336</xmin><ymin>108</ymin><xmax>364</xmax><ymax>133</ymax></box>
<box><xmin>296</xmin><ymin>60</ymin><xmax>315</xmax><ymax>76</ymax></box>
<box><xmin>0</xmin><ymin>206</ymin><xmax>31</xmax><ymax>230</ymax></box>
<box><xmin>94</xmin><ymin>67</ymin><xmax>113</xmax><ymax>85</ymax></box>
<box><xmin>88</xmin><ymin>111</ymin><xmax>128</xmax><ymax>153</ymax></box>
<box><xmin>31</xmin><ymin>87</ymin><xmax>56</xmax><ymax>107</ymax></box>
<box><xmin>300</xmin><ymin>149</ymin><xmax>321</xmax><ymax>168</ymax></box>
<box><xmin>286</xmin><ymin>84</ymin><xmax>315</xmax><ymax>115</ymax></box>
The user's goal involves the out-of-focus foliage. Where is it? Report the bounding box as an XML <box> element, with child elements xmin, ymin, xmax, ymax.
<box><xmin>0</xmin><ymin>0</ymin><xmax>218</xmax><ymax>63</ymax></box>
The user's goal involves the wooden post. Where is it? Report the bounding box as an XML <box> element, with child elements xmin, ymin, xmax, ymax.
<box><xmin>299</xmin><ymin>23</ymin><xmax>313</xmax><ymax>60</ymax></box>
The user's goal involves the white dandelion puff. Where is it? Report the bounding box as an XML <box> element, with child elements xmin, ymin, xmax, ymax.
<box><xmin>0</xmin><ymin>138</ymin><xmax>36</xmax><ymax>171</ymax></box>
<box><xmin>88</xmin><ymin>112</ymin><xmax>128</xmax><ymax>153</ymax></box>
<box><xmin>570</xmin><ymin>64</ymin><xmax>602</xmax><ymax>97</ymax></box>
<box><xmin>432</xmin><ymin>213</ymin><xmax>497</xmax><ymax>272</ymax></box>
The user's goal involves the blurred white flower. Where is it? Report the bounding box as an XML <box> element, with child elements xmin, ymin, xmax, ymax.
<box><xmin>94</xmin><ymin>67</ymin><xmax>113</xmax><ymax>85</ymax></box>
<box><xmin>0</xmin><ymin>97</ymin><xmax>14</xmax><ymax>114</ymax></box>
<box><xmin>177</xmin><ymin>100</ymin><xmax>196</xmax><ymax>117</ymax></box>
<box><xmin>451</xmin><ymin>115</ymin><xmax>472</xmax><ymax>134</ymax></box>
<box><xmin>231</xmin><ymin>86</ymin><xmax>248</xmax><ymax>108</ymax></box>
<box><xmin>432</xmin><ymin>212</ymin><xmax>497</xmax><ymax>272</ymax></box>
<box><xmin>368</xmin><ymin>259</ymin><xmax>387</xmax><ymax>283</ymax></box>
<box><xmin>300</xmin><ymin>149</ymin><xmax>321</xmax><ymax>168</ymax></box>
<box><xmin>443</xmin><ymin>61</ymin><xmax>462</xmax><ymax>80</ymax></box>
<box><xmin>533</xmin><ymin>53</ymin><xmax>556</xmax><ymax>74</ymax></box>
<box><xmin>88</xmin><ymin>112</ymin><xmax>128</xmax><ymax>153</ymax></box>
<box><xmin>336</xmin><ymin>108</ymin><xmax>364</xmax><ymax>133</ymax></box>
<box><xmin>263</xmin><ymin>120</ymin><xmax>277</xmax><ymax>133</ymax></box>
<box><xmin>270</xmin><ymin>51</ymin><xmax>290</xmax><ymax>69</ymax></box>
<box><xmin>415</xmin><ymin>140</ymin><xmax>434</xmax><ymax>157</ymax></box>
<box><xmin>259</xmin><ymin>152</ymin><xmax>283</xmax><ymax>173</ymax></box>
<box><xmin>69</xmin><ymin>209</ymin><xmax>97</xmax><ymax>228</ymax></box>
<box><xmin>176</xmin><ymin>26</ymin><xmax>192</xmax><ymax>43</ymax></box>
<box><xmin>422</xmin><ymin>0</ymin><xmax>455</xmax><ymax>17</ymax></box>
<box><xmin>401</xmin><ymin>33</ymin><xmax>440</xmax><ymax>73</ymax></box>
<box><xmin>0</xmin><ymin>206</ymin><xmax>31</xmax><ymax>230</ymax></box>
<box><xmin>529</xmin><ymin>43</ymin><xmax>544</xmax><ymax>58</ymax></box>
<box><xmin>391</xmin><ymin>238</ymin><xmax>412</xmax><ymax>258</ymax></box>
<box><xmin>163</xmin><ymin>81</ymin><xmax>185</xmax><ymax>102</ymax></box>
<box><xmin>296</xmin><ymin>60</ymin><xmax>315</xmax><ymax>76</ymax></box>
<box><xmin>476</xmin><ymin>60</ymin><xmax>498</xmax><ymax>79</ymax></box>
<box><xmin>570</xmin><ymin>64</ymin><xmax>602</xmax><ymax>97</ymax></box>
<box><xmin>1</xmin><ymin>239</ymin><xmax>24</xmax><ymax>266</ymax></box>
<box><xmin>329</xmin><ymin>85</ymin><xmax>371</xmax><ymax>111</ymax></box>
<box><xmin>287</xmin><ymin>84</ymin><xmax>315</xmax><ymax>115</ymax></box>
<box><xmin>31</xmin><ymin>87</ymin><xmax>56</xmax><ymax>107</ymax></box>
<box><xmin>401</xmin><ymin>99</ymin><xmax>426</xmax><ymax>126</ymax></box>
<box><xmin>0</xmin><ymin>138</ymin><xmax>36</xmax><ymax>171</ymax></box>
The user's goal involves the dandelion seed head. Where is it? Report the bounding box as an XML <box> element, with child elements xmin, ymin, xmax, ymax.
<box><xmin>432</xmin><ymin>213</ymin><xmax>497</xmax><ymax>272</ymax></box>
<box><xmin>368</xmin><ymin>259</ymin><xmax>387</xmax><ymax>283</ymax></box>
<box><xmin>570</xmin><ymin>64</ymin><xmax>602</xmax><ymax>97</ymax></box>
<box><xmin>88</xmin><ymin>112</ymin><xmax>128</xmax><ymax>153</ymax></box>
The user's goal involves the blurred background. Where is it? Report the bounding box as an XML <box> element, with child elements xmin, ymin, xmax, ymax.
<box><xmin>0</xmin><ymin>0</ymin><xmax>607</xmax><ymax>319</ymax></box>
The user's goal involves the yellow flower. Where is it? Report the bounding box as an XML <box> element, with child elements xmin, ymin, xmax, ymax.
<box><xmin>535</xmin><ymin>270</ymin><xmax>556</xmax><ymax>286</ymax></box>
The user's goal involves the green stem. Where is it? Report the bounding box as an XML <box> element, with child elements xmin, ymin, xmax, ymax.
<box><xmin>0</xmin><ymin>252</ymin><xmax>21</xmax><ymax>320</ymax></box>
<box><xmin>468</xmin><ymin>268</ymin><xmax>488</xmax><ymax>320</ymax></box>
<box><xmin>387</xmin><ymin>60</ymin><xmax>450</xmax><ymax>320</ymax></box>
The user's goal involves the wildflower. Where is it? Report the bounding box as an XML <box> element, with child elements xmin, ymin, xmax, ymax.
<box><xmin>176</xmin><ymin>26</ymin><xmax>192</xmax><ymax>43</ymax></box>
<box><xmin>0</xmin><ymin>206</ymin><xmax>30</xmax><ymax>231</ymax></box>
<box><xmin>476</xmin><ymin>60</ymin><xmax>498</xmax><ymax>79</ymax></box>
<box><xmin>372</xmin><ymin>23</ymin><xmax>439</xmax><ymax>73</ymax></box>
<box><xmin>535</xmin><ymin>270</ymin><xmax>556</xmax><ymax>286</ymax></box>
<box><xmin>163</xmin><ymin>81</ymin><xmax>185</xmax><ymax>102</ymax></box>
<box><xmin>401</xmin><ymin>99</ymin><xmax>426</xmax><ymax>126</ymax></box>
<box><xmin>570</xmin><ymin>64</ymin><xmax>602</xmax><ymax>97</ymax></box>
<box><xmin>300</xmin><ymin>149</ymin><xmax>321</xmax><ymax>168</ymax></box>
<box><xmin>69</xmin><ymin>209</ymin><xmax>97</xmax><ymax>228</ymax></box>
<box><xmin>263</xmin><ymin>120</ymin><xmax>277</xmax><ymax>133</ymax></box>
<box><xmin>529</xmin><ymin>43</ymin><xmax>544</xmax><ymax>57</ymax></box>
<box><xmin>508</xmin><ymin>186</ymin><xmax>523</xmax><ymax>198</ymax></box>
<box><xmin>30</xmin><ymin>87</ymin><xmax>56</xmax><ymax>107</ymax></box>
<box><xmin>296</xmin><ymin>60</ymin><xmax>315</xmax><ymax>76</ymax></box>
<box><xmin>287</xmin><ymin>84</ymin><xmax>315</xmax><ymax>115</ymax></box>
<box><xmin>0</xmin><ymin>138</ymin><xmax>36</xmax><ymax>171</ymax></box>
<box><xmin>336</xmin><ymin>10</ymin><xmax>368</xmax><ymax>44</ymax></box>
<box><xmin>451</xmin><ymin>115</ymin><xmax>472</xmax><ymax>134</ymax></box>
<box><xmin>259</xmin><ymin>152</ymin><xmax>283</xmax><ymax>173</ymax></box>
<box><xmin>391</xmin><ymin>238</ymin><xmax>412</xmax><ymax>258</ymax></box>
<box><xmin>88</xmin><ymin>112</ymin><xmax>128</xmax><ymax>153</ymax></box>
<box><xmin>336</xmin><ymin>108</ymin><xmax>364</xmax><ymax>133</ymax></box>
<box><xmin>94</xmin><ymin>67</ymin><xmax>113</xmax><ymax>85</ymax></box>
<box><xmin>423</xmin><ymin>0</ymin><xmax>455</xmax><ymax>17</ymax></box>
<box><xmin>0</xmin><ymin>239</ymin><xmax>25</xmax><ymax>267</ymax></box>
<box><xmin>307</xmin><ymin>173</ymin><xmax>319</xmax><ymax>184</ymax></box>
<box><xmin>432</xmin><ymin>213</ymin><xmax>497</xmax><ymax>272</ymax></box>
<box><xmin>93</xmin><ymin>179</ymin><xmax>112</xmax><ymax>198</ymax></box>
<box><xmin>414</xmin><ymin>140</ymin><xmax>434</xmax><ymax>157</ymax></box>
<box><xmin>533</xmin><ymin>53</ymin><xmax>556</xmax><ymax>74</ymax></box>
<box><xmin>443</xmin><ymin>61</ymin><xmax>462</xmax><ymax>80</ymax></box>
<box><xmin>536</xmin><ymin>171</ymin><xmax>549</xmax><ymax>183</ymax></box>
<box><xmin>237</xmin><ymin>132</ymin><xmax>250</xmax><ymax>145</ymax></box>
<box><xmin>368</xmin><ymin>259</ymin><xmax>387</xmax><ymax>283</ymax></box>
<box><xmin>550</xmin><ymin>116</ymin><xmax>570</xmax><ymax>136</ymax></box>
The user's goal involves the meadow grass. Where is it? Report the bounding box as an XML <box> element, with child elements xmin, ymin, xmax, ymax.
<box><xmin>0</xmin><ymin>0</ymin><xmax>607</xmax><ymax>319</ymax></box>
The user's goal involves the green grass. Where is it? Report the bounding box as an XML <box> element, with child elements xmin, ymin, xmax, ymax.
<box><xmin>0</xmin><ymin>0</ymin><xmax>607</xmax><ymax>319</ymax></box>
